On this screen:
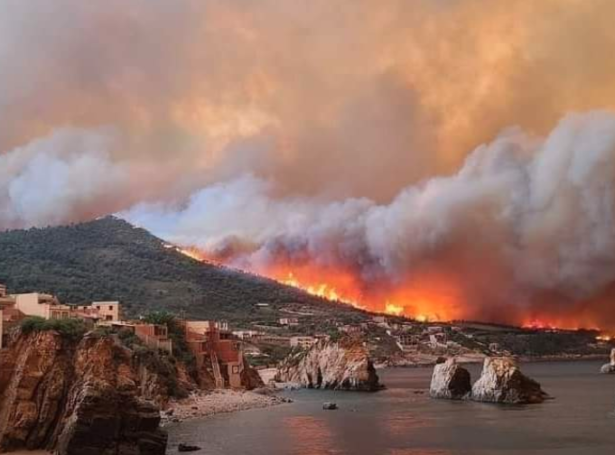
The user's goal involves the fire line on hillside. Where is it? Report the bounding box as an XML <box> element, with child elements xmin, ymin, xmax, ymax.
<box><xmin>173</xmin><ymin>245</ymin><xmax>611</xmax><ymax>335</ymax></box>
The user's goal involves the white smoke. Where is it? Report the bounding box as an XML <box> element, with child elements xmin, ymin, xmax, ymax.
<box><xmin>0</xmin><ymin>128</ymin><xmax>128</xmax><ymax>228</ymax></box>
<box><xmin>2</xmin><ymin>1</ymin><xmax>615</xmax><ymax>323</ymax></box>
<box><xmin>124</xmin><ymin>112</ymin><xmax>615</xmax><ymax>305</ymax></box>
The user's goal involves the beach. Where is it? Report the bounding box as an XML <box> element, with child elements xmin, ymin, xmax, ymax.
<box><xmin>163</xmin><ymin>388</ymin><xmax>289</xmax><ymax>424</ymax></box>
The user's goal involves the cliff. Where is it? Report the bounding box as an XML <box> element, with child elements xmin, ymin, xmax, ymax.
<box><xmin>0</xmin><ymin>330</ymin><xmax>167</xmax><ymax>454</ymax></box>
<box><xmin>275</xmin><ymin>338</ymin><xmax>381</xmax><ymax>391</ymax></box>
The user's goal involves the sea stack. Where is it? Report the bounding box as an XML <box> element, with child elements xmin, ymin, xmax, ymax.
<box><xmin>275</xmin><ymin>337</ymin><xmax>381</xmax><ymax>391</ymax></box>
<box><xmin>429</xmin><ymin>358</ymin><xmax>472</xmax><ymax>400</ymax></box>
<box><xmin>599</xmin><ymin>348</ymin><xmax>615</xmax><ymax>374</ymax></box>
<box><xmin>471</xmin><ymin>357</ymin><xmax>548</xmax><ymax>404</ymax></box>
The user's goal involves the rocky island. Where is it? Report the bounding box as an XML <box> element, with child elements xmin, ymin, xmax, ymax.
<box><xmin>275</xmin><ymin>337</ymin><xmax>382</xmax><ymax>391</ymax></box>
<box><xmin>429</xmin><ymin>358</ymin><xmax>472</xmax><ymax>400</ymax></box>
<box><xmin>430</xmin><ymin>356</ymin><xmax>549</xmax><ymax>404</ymax></box>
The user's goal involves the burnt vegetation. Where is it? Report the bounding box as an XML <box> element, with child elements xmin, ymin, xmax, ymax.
<box><xmin>0</xmin><ymin>217</ymin><xmax>366</xmax><ymax>323</ymax></box>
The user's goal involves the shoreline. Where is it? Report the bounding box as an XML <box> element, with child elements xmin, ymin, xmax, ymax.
<box><xmin>380</xmin><ymin>353</ymin><xmax>608</xmax><ymax>369</ymax></box>
<box><xmin>162</xmin><ymin>389</ymin><xmax>289</xmax><ymax>424</ymax></box>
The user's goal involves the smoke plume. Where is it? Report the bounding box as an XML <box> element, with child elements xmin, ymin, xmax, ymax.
<box><xmin>2</xmin><ymin>0</ymin><xmax>615</xmax><ymax>326</ymax></box>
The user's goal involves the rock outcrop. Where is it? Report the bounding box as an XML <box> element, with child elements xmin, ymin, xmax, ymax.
<box><xmin>471</xmin><ymin>357</ymin><xmax>548</xmax><ymax>404</ymax></box>
<box><xmin>240</xmin><ymin>361</ymin><xmax>265</xmax><ymax>390</ymax></box>
<box><xmin>275</xmin><ymin>337</ymin><xmax>381</xmax><ymax>391</ymax></box>
<box><xmin>55</xmin><ymin>334</ymin><xmax>167</xmax><ymax>455</ymax></box>
<box><xmin>0</xmin><ymin>330</ymin><xmax>167</xmax><ymax>454</ymax></box>
<box><xmin>429</xmin><ymin>358</ymin><xmax>471</xmax><ymax>400</ymax></box>
<box><xmin>599</xmin><ymin>348</ymin><xmax>615</xmax><ymax>374</ymax></box>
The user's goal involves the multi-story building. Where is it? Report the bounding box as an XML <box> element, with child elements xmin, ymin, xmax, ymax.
<box><xmin>91</xmin><ymin>302</ymin><xmax>121</xmax><ymax>322</ymax></box>
<box><xmin>182</xmin><ymin>320</ymin><xmax>245</xmax><ymax>389</ymax></box>
<box><xmin>12</xmin><ymin>293</ymin><xmax>71</xmax><ymax>320</ymax></box>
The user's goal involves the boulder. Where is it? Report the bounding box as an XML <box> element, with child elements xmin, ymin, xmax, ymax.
<box><xmin>471</xmin><ymin>357</ymin><xmax>548</xmax><ymax>404</ymax></box>
<box><xmin>275</xmin><ymin>337</ymin><xmax>381</xmax><ymax>391</ymax></box>
<box><xmin>599</xmin><ymin>348</ymin><xmax>615</xmax><ymax>374</ymax></box>
<box><xmin>322</xmin><ymin>402</ymin><xmax>338</xmax><ymax>410</ymax></box>
<box><xmin>429</xmin><ymin>358</ymin><xmax>472</xmax><ymax>400</ymax></box>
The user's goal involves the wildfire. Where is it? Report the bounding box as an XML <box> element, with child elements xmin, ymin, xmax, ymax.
<box><xmin>173</xmin><ymin>244</ymin><xmax>461</xmax><ymax>320</ymax></box>
<box><xmin>177</xmin><ymin>247</ymin><xmax>205</xmax><ymax>261</ymax></box>
<box><xmin>522</xmin><ymin>319</ymin><xmax>559</xmax><ymax>331</ymax></box>
<box><xmin>280</xmin><ymin>272</ymin><xmax>359</xmax><ymax>306</ymax></box>
<box><xmin>384</xmin><ymin>302</ymin><xmax>404</xmax><ymax>316</ymax></box>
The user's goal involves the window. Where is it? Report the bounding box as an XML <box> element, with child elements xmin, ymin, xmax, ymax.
<box><xmin>109</xmin><ymin>305</ymin><xmax>114</xmax><ymax>311</ymax></box>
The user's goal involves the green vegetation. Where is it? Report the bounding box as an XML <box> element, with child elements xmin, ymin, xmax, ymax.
<box><xmin>143</xmin><ymin>310</ymin><xmax>194</xmax><ymax>364</ymax></box>
<box><xmin>0</xmin><ymin>217</ymin><xmax>368</xmax><ymax>324</ymax></box>
<box><xmin>20</xmin><ymin>316</ymin><xmax>86</xmax><ymax>340</ymax></box>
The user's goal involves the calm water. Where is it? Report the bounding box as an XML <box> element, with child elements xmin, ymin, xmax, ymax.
<box><xmin>167</xmin><ymin>362</ymin><xmax>615</xmax><ymax>455</ymax></box>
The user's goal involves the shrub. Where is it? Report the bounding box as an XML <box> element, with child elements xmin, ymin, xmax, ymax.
<box><xmin>20</xmin><ymin>316</ymin><xmax>87</xmax><ymax>340</ymax></box>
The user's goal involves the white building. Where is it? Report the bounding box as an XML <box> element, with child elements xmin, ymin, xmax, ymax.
<box><xmin>279</xmin><ymin>317</ymin><xmax>299</xmax><ymax>327</ymax></box>
<box><xmin>290</xmin><ymin>336</ymin><xmax>317</xmax><ymax>349</ymax></box>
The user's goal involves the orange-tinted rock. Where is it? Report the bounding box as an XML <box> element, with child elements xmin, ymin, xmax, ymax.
<box><xmin>275</xmin><ymin>337</ymin><xmax>381</xmax><ymax>391</ymax></box>
<box><xmin>0</xmin><ymin>331</ymin><xmax>167</xmax><ymax>454</ymax></box>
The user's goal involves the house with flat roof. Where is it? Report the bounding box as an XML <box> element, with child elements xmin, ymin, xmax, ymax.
<box><xmin>182</xmin><ymin>320</ymin><xmax>245</xmax><ymax>389</ymax></box>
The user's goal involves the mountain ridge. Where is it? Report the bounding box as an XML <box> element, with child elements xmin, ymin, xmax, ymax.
<box><xmin>0</xmin><ymin>216</ymin><xmax>367</xmax><ymax>323</ymax></box>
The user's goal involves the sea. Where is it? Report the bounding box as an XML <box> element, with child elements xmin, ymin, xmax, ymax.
<box><xmin>166</xmin><ymin>361</ymin><xmax>615</xmax><ymax>455</ymax></box>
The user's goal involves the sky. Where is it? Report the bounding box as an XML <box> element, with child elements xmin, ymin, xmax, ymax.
<box><xmin>2</xmin><ymin>0</ymin><xmax>615</xmax><ymax>326</ymax></box>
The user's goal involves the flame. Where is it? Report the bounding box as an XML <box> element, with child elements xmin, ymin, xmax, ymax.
<box><xmin>384</xmin><ymin>302</ymin><xmax>404</xmax><ymax>316</ymax></box>
<box><xmin>279</xmin><ymin>272</ymin><xmax>361</xmax><ymax>307</ymax></box>
<box><xmin>172</xmin><ymin>244</ymin><xmax>607</xmax><ymax>330</ymax></box>
<box><xmin>177</xmin><ymin>247</ymin><xmax>205</xmax><ymax>261</ymax></box>
<box><xmin>522</xmin><ymin>319</ymin><xmax>558</xmax><ymax>331</ymax></box>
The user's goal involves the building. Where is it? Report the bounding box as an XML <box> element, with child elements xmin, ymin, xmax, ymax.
<box><xmin>12</xmin><ymin>293</ymin><xmax>71</xmax><ymax>320</ymax></box>
<box><xmin>0</xmin><ymin>284</ymin><xmax>16</xmax><ymax>349</ymax></box>
<box><xmin>232</xmin><ymin>330</ymin><xmax>261</xmax><ymax>340</ymax></box>
<box><xmin>0</xmin><ymin>283</ymin><xmax>125</xmax><ymax>348</ymax></box>
<box><xmin>91</xmin><ymin>302</ymin><xmax>121</xmax><ymax>322</ymax></box>
<box><xmin>182</xmin><ymin>320</ymin><xmax>245</xmax><ymax>389</ymax></box>
<box><xmin>279</xmin><ymin>317</ymin><xmax>299</xmax><ymax>327</ymax></box>
<box><xmin>290</xmin><ymin>336</ymin><xmax>317</xmax><ymax>349</ymax></box>
<box><xmin>109</xmin><ymin>322</ymin><xmax>173</xmax><ymax>353</ymax></box>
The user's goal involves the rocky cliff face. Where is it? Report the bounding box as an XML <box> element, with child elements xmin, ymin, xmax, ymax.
<box><xmin>429</xmin><ymin>358</ymin><xmax>471</xmax><ymax>400</ymax></box>
<box><xmin>275</xmin><ymin>338</ymin><xmax>381</xmax><ymax>391</ymax></box>
<box><xmin>0</xmin><ymin>330</ymin><xmax>167</xmax><ymax>454</ymax></box>
<box><xmin>471</xmin><ymin>357</ymin><xmax>548</xmax><ymax>404</ymax></box>
<box><xmin>599</xmin><ymin>348</ymin><xmax>615</xmax><ymax>374</ymax></box>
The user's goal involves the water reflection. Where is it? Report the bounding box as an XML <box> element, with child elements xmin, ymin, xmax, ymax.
<box><xmin>283</xmin><ymin>415</ymin><xmax>341</xmax><ymax>455</ymax></box>
<box><xmin>389</xmin><ymin>450</ymin><xmax>451</xmax><ymax>455</ymax></box>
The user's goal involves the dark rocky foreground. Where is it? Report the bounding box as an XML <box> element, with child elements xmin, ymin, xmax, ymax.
<box><xmin>430</xmin><ymin>356</ymin><xmax>549</xmax><ymax>404</ymax></box>
<box><xmin>0</xmin><ymin>331</ymin><xmax>168</xmax><ymax>454</ymax></box>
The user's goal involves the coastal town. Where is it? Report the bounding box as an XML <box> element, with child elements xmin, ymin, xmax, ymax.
<box><xmin>0</xmin><ymin>281</ymin><xmax>614</xmax><ymax>455</ymax></box>
<box><xmin>1</xmin><ymin>281</ymin><xmax>612</xmax><ymax>375</ymax></box>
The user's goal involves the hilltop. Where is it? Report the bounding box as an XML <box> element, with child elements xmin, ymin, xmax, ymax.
<box><xmin>0</xmin><ymin>217</ymin><xmax>368</xmax><ymax>324</ymax></box>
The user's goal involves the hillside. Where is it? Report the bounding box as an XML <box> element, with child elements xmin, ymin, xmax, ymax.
<box><xmin>0</xmin><ymin>217</ymin><xmax>368</xmax><ymax>324</ymax></box>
